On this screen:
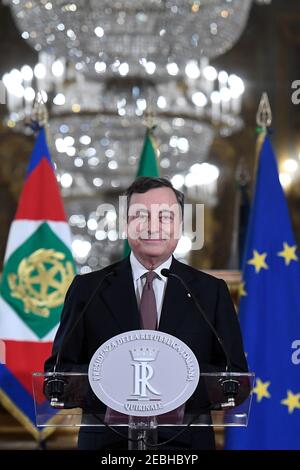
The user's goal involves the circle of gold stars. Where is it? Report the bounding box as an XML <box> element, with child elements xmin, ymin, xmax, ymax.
<box><xmin>252</xmin><ymin>378</ymin><xmax>300</xmax><ymax>415</ymax></box>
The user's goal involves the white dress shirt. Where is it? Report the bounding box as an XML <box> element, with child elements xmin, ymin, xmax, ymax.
<box><xmin>130</xmin><ymin>252</ymin><xmax>172</xmax><ymax>325</ymax></box>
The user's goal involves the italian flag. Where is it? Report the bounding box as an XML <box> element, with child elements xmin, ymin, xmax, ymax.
<box><xmin>0</xmin><ymin>128</ymin><xmax>76</xmax><ymax>440</ymax></box>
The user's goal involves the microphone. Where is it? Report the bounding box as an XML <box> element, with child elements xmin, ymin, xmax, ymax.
<box><xmin>45</xmin><ymin>269</ymin><xmax>116</xmax><ymax>408</ymax></box>
<box><xmin>160</xmin><ymin>268</ymin><xmax>240</xmax><ymax>409</ymax></box>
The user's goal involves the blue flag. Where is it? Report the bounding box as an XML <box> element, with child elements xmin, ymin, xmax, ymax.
<box><xmin>225</xmin><ymin>135</ymin><xmax>300</xmax><ymax>449</ymax></box>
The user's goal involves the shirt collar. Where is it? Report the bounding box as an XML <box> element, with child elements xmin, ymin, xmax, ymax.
<box><xmin>130</xmin><ymin>252</ymin><xmax>172</xmax><ymax>282</ymax></box>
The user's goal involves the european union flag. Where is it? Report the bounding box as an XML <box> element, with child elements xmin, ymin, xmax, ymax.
<box><xmin>225</xmin><ymin>135</ymin><xmax>300</xmax><ymax>449</ymax></box>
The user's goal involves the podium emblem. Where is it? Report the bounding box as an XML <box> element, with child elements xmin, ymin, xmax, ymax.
<box><xmin>88</xmin><ymin>330</ymin><xmax>200</xmax><ymax>417</ymax></box>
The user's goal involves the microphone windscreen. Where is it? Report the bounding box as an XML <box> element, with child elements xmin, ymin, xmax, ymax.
<box><xmin>160</xmin><ymin>268</ymin><xmax>170</xmax><ymax>278</ymax></box>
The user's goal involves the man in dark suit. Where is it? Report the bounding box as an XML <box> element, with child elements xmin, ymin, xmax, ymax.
<box><xmin>45</xmin><ymin>176</ymin><xmax>247</xmax><ymax>450</ymax></box>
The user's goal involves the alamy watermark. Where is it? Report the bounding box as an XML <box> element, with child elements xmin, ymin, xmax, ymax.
<box><xmin>0</xmin><ymin>80</ymin><xmax>6</xmax><ymax>105</ymax></box>
<box><xmin>291</xmin><ymin>80</ymin><xmax>300</xmax><ymax>104</ymax></box>
<box><xmin>291</xmin><ymin>339</ymin><xmax>300</xmax><ymax>365</ymax></box>
<box><xmin>98</xmin><ymin>196</ymin><xmax>205</xmax><ymax>251</ymax></box>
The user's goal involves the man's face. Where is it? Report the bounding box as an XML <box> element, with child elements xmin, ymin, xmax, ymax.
<box><xmin>127</xmin><ymin>187</ymin><xmax>182</xmax><ymax>266</ymax></box>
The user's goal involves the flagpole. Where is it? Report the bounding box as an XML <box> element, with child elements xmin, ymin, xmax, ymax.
<box><xmin>29</xmin><ymin>90</ymin><xmax>49</xmax><ymax>137</ymax></box>
<box><xmin>254</xmin><ymin>92</ymin><xmax>272</xmax><ymax>182</ymax></box>
<box><xmin>143</xmin><ymin>108</ymin><xmax>160</xmax><ymax>164</ymax></box>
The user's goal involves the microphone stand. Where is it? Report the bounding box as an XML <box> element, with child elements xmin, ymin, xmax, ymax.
<box><xmin>160</xmin><ymin>269</ymin><xmax>240</xmax><ymax>408</ymax></box>
<box><xmin>45</xmin><ymin>270</ymin><xmax>116</xmax><ymax>408</ymax></box>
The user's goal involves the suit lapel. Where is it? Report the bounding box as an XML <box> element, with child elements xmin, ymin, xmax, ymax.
<box><xmin>99</xmin><ymin>256</ymin><xmax>198</xmax><ymax>334</ymax></box>
<box><xmin>100</xmin><ymin>258</ymin><xmax>141</xmax><ymax>332</ymax></box>
<box><xmin>158</xmin><ymin>257</ymin><xmax>196</xmax><ymax>334</ymax></box>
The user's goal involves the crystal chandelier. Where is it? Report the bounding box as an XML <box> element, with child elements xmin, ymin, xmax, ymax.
<box><xmin>3</xmin><ymin>0</ymin><xmax>251</xmax><ymax>269</ymax></box>
<box><xmin>2</xmin><ymin>54</ymin><xmax>244</xmax><ymax>268</ymax></box>
<box><xmin>166</xmin><ymin>0</ymin><xmax>253</xmax><ymax>61</ymax></box>
<box><xmin>6</xmin><ymin>0</ymin><xmax>252</xmax><ymax>77</ymax></box>
<box><xmin>2</xmin><ymin>54</ymin><xmax>244</xmax><ymax>193</ymax></box>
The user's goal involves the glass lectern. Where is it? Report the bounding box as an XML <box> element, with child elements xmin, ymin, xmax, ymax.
<box><xmin>33</xmin><ymin>371</ymin><xmax>254</xmax><ymax>450</ymax></box>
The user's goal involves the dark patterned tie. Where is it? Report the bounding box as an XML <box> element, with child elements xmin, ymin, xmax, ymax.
<box><xmin>139</xmin><ymin>271</ymin><xmax>157</xmax><ymax>330</ymax></box>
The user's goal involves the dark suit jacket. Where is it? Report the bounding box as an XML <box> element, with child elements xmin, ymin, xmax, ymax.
<box><xmin>45</xmin><ymin>256</ymin><xmax>248</xmax><ymax>449</ymax></box>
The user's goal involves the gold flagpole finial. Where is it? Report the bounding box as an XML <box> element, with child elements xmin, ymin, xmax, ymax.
<box><xmin>254</xmin><ymin>92</ymin><xmax>272</xmax><ymax>184</ymax></box>
<box><xmin>142</xmin><ymin>106</ymin><xmax>157</xmax><ymax>132</ymax></box>
<box><xmin>30</xmin><ymin>90</ymin><xmax>49</xmax><ymax>129</ymax></box>
<box><xmin>256</xmin><ymin>92</ymin><xmax>272</xmax><ymax>130</ymax></box>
